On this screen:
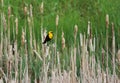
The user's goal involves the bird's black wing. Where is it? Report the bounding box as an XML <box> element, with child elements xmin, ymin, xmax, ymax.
<box><xmin>43</xmin><ymin>34</ymin><xmax>50</xmax><ymax>44</ymax></box>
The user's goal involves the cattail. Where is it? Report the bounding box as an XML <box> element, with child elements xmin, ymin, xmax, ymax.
<box><xmin>1</xmin><ymin>0</ymin><xmax>4</xmax><ymax>7</ymax></box>
<box><xmin>21</xmin><ymin>30</ymin><xmax>26</xmax><ymax>46</ymax></box>
<box><xmin>112</xmin><ymin>22</ymin><xmax>115</xmax><ymax>58</ymax></box>
<box><xmin>61</xmin><ymin>32</ymin><xmax>65</xmax><ymax>50</ymax></box>
<box><xmin>117</xmin><ymin>49</ymin><xmax>120</xmax><ymax>63</ymax></box>
<box><xmin>8</xmin><ymin>6</ymin><xmax>11</xmax><ymax>19</ymax></box>
<box><xmin>74</xmin><ymin>25</ymin><xmax>78</xmax><ymax>39</ymax></box>
<box><xmin>56</xmin><ymin>15</ymin><xmax>59</xmax><ymax>27</ymax></box>
<box><xmin>106</xmin><ymin>14</ymin><xmax>109</xmax><ymax>28</ymax></box>
<box><xmin>40</xmin><ymin>2</ymin><xmax>44</xmax><ymax>14</ymax></box>
<box><xmin>30</xmin><ymin>4</ymin><xmax>33</xmax><ymax>17</ymax></box>
<box><xmin>15</xmin><ymin>18</ymin><xmax>18</xmax><ymax>35</ymax></box>
<box><xmin>24</xmin><ymin>6</ymin><xmax>27</xmax><ymax>16</ymax></box>
<box><xmin>3</xmin><ymin>14</ymin><xmax>7</xmax><ymax>31</ymax></box>
<box><xmin>105</xmin><ymin>15</ymin><xmax>109</xmax><ymax>83</ymax></box>
<box><xmin>87</xmin><ymin>21</ymin><xmax>90</xmax><ymax>35</ymax></box>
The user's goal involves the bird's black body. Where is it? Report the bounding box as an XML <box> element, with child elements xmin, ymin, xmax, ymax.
<box><xmin>43</xmin><ymin>35</ymin><xmax>51</xmax><ymax>44</ymax></box>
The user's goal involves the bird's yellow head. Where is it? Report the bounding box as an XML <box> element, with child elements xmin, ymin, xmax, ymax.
<box><xmin>48</xmin><ymin>31</ymin><xmax>53</xmax><ymax>39</ymax></box>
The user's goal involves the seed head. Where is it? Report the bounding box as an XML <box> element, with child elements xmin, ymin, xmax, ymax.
<box><xmin>74</xmin><ymin>25</ymin><xmax>78</xmax><ymax>37</ymax></box>
<box><xmin>56</xmin><ymin>15</ymin><xmax>59</xmax><ymax>27</ymax></box>
<box><xmin>21</xmin><ymin>30</ymin><xmax>26</xmax><ymax>46</ymax></box>
<box><xmin>3</xmin><ymin>14</ymin><xmax>7</xmax><ymax>31</ymax></box>
<box><xmin>24</xmin><ymin>6</ymin><xmax>27</xmax><ymax>16</ymax></box>
<box><xmin>62</xmin><ymin>32</ymin><xmax>65</xmax><ymax>50</ymax></box>
<box><xmin>30</xmin><ymin>4</ymin><xmax>33</xmax><ymax>17</ymax></box>
<box><xmin>8</xmin><ymin>6</ymin><xmax>11</xmax><ymax>18</ymax></box>
<box><xmin>15</xmin><ymin>18</ymin><xmax>18</xmax><ymax>35</ymax></box>
<box><xmin>117</xmin><ymin>49</ymin><xmax>120</xmax><ymax>63</ymax></box>
<box><xmin>106</xmin><ymin>14</ymin><xmax>109</xmax><ymax>28</ymax></box>
<box><xmin>40</xmin><ymin>2</ymin><xmax>44</xmax><ymax>14</ymax></box>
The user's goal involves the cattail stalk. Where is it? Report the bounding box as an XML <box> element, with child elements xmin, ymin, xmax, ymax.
<box><xmin>20</xmin><ymin>57</ymin><xmax>22</xmax><ymax>83</ymax></box>
<box><xmin>61</xmin><ymin>32</ymin><xmax>65</xmax><ymax>50</ymax></box>
<box><xmin>14</xmin><ymin>42</ymin><xmax>18</xmax><ymax>83</ymax></box>
<box><xmin>55</xmin><ymin>15</ymin><xmax>59</xmax><ymax>67</ymax></box>
<box><xmin>3</xmin><ymin>14</ymin><xmax>7</xmax><ymax>32</ymax></box>
<box><xmin>30</xmin><ymin>4</ymin><xmax>33</xmax><ymax>17</ymax></box>
<box><xmin>112</xmin><ymin>22</ymin><xmax>116</xmax><ymax>83</ymax></box>
<box><xmin>74</xmin><ymin>25</ymin><xmax>78</xmax><ymax>72</ymax></box>
<box><xmin>7</xmin><ymin>45</ymin><xmax>12</xmax><ymax>82</ymax></box>
<box><xmin>102</xmin><ymin>48</ymin><xmax>105</xmax><ymax>83</ymax></box>
<box><xmin>40</xmin><ymin>2</ymin><xmax>44</xmax><ymax>54</ymax></box>
<box><xmin>8</xmin><ymin>6</ymin><xmax>11</xmax><ymax>45</ymax></box>
<box><xmin>106</xmin><ymin>14</ymin><xmax>109</xmax><ymax>83</ymax></box>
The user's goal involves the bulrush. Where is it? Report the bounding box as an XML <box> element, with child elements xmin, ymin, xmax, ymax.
<box><xmin>8</xmin><ymin>6</ymin><xmax>11</xmax><ymax>19</ymax></box>
<box><xmin>3</xmin><ymin>14</ymin><xmax>7</xmax><ymax>31</ymax></box>
<box><xmin>24</xmin><ymin>6</ymin><xmax>27</xmax><ymax>16</ymax></box>
<box><xmin>106</xmin><ymin>14</ymin><xmax>109</xmax><ymax>28</ymax></box>
<box><xmin>15</xmin><ymin>18</ymin><xmax>18</xmax><ymax>35</ymax></box>
<box><xmin>1</xmin><ymin>0</ymin><xmax>3</xmax><ymax>7</ymax></box>
<box><xmin>117</xmin><ymin>50</ymin><xmax>120</xmax><ymax>63</ymax></box>
<box><xmin>56</xmin><ymin>15</ymin><xmax>59</xmax><ymax>27</ymax></box>
<box><xmin>30</xmin><ymin>4</ymin><xmax>33</xmax><ymax>17</ymax></box>
<box><xmin>61</xmin><ymin>32</ymin><xmax>65</xmax><ymax>50</ymax></box>
<box><xmin>87</xmin><ymin>21</ymin><xmax>92</xmax><ymax>38</ymax></box>
<box><xmin>40</xmin><ymin>2</ymin><xmax>44</xmax><ymax>14</ymax></box>
<box><xmin>21</xmin><ymin>30</ymin><xmax>26</xmax><ymax>46</ymax></box>
<box><xmin>74</xmin><ymin>25</ymin><xmax>78</xmax><ymax>38</ymax></box>
<box><xmin>87</xmin><ymin>21</ymin><xmax>90</xmax><ymax>35</ymax></box>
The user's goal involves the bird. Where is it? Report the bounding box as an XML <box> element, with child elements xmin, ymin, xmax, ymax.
<box><xmin>43</xmin><ymin>31</ymin><xmax>53</xmax><ymax>44</ymax></box>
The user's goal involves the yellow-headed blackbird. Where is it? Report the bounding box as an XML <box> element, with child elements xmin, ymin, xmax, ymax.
<box><xmin>43</xmin><ymin>31</ymin><xmax>53</xmax><ymax>44</ymax></box>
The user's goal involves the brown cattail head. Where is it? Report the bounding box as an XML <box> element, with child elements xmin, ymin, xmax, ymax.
<box><xmin>15</xmin><ymin>18</ymin><xmax>18</xmax><ymax>35</ymax></box>
<box><xmin>87</xmin><ymin>21</ymin><xmax>92</xmax><ymax>38</ymax></box>
<box><xmin>56</xmin><ymin>15</ymin><xmax>59</xmax><ymax>27</ymax></box>
<box><xmin>112</xmin><ymin>22</ymin><xmax>114</xmax><ymax>34</ymax></box>
<box><xmin>62</xmin><ymin>32</ymin><xmax>65</xmax><ymax>50</ymax></box>
<box><xmin>87</xmin><ymin>21</ymin><xmax>90</xmax><ymax>35</ymax></box>
<box><xmin>3</xmin><ymin>14</ymin><xmax>7</xmax><ymax>31</ymax></box>
<box><xmin>40</xmin><ymin>2</ymin><xmax>44</xmax><ymax>14</ymax></box>
<box><xmin>24</xmin><ymin>6</ymin><xmax>27</xmax><ymax>16</ymax></box>
<box><xmin>1</xmin><ymin>0</ymin><xmax>3</xmax><ymax>7</ymax></box>
<box><xmin>106</xmin><ymin>14</ymin><xmax>109</xmax><ymax>28</ymax></box>
<box><xmin>117</xmin><ymin>49</ymin><xmax>120</xmax><ymax>63</ymax></box>
<box><xmin>74</xmin><ymin>25</ymin><xmax>78</xmax><ymax>38</ymax></box>
<box><xmin>8</xmin><ymin>6</ymin><xmax>11</xmax><ymax>19</ymax></box>
<box><xmin>21</xmin><ymin>30</ymin><xmax>26</xmax><ymax>46</ymax></box>
<box><xmin>30</xmin><ymin>4</ymin><xmax>33</xmax><ymax>17</ymax></box>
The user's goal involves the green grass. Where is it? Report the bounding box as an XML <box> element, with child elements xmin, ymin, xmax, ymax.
<box><xmin>1</xmin><ymin>0</ymin><xmax>120</xmax><ymax>48</ymax></box>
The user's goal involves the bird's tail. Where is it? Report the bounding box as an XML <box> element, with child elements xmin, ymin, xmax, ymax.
<box><xmin>42</xmin><ymin>41</ymin><xmax>46</xmax><ymax>44</ymax></box>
